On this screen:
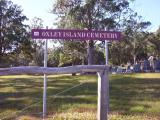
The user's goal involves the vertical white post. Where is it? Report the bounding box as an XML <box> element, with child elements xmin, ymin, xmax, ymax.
<box><xmin>97</xmin><ymin>69</ymin><xmax>108</xmax><ymax>120</ymax></box>
<box><xmin>43</xmin><ymin>27</ymin><xmax>48</xmax><ymax>119</ymax></box>
<box><xmin>105</xmin><ymin>41</ymin><xmax>108</xmax><ymax>65</ymax></box>
<box><xmin>105</xmin><ymin>40</ymin><xmax>109</xmax><ymax>113</ymax></box>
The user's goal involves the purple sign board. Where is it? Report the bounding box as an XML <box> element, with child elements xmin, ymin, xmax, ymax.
<box><xmin>31</xmin><ymin>29</ymin><xmax>121</xmax><ymax>41</ymax></box>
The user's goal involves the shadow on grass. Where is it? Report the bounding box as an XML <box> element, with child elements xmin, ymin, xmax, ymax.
<box><xmin>0</xmin><ymin>75</ymin><xmax>97</xmax><ymax>119</ymax></box>
<box><xmin>110</xmin><ymin>75</ymin><xmax>160</xmax><ymax>115</ymax></box>
<box><xmin>0</xmin><ymin>74</ymin><xmax>160</xmax><ymax>119</ymax></box>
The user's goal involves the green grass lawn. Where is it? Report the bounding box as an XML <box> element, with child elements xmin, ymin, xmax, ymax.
<box><xmin>0</xmin><ymin>73</ymin><xmax>160</xmax><ymax>120</ymax></box>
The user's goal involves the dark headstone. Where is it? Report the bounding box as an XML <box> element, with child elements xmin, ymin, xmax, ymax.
<box><xmin>111</xmin><ymin>66</ymin><xmax>118</xmax><ymax>74</ymax></box>
<box><xmin>155</xmin><ymin>60</ymin><xmax>160</xmax><ymax>72</ymax></box>
<box><xmin>133</xmin><ymin>63</ymin><xmax>141</xmax><ymax>73</ymax></box>
<box><xmin>143</xmin><ymin>60</ymin><xmax>151</xmax><ymax>72</ymax></box>
<box><xmin>116</xmin><ymin>67</ymin><xmax>123</xmax><ymax>73</ymax></box>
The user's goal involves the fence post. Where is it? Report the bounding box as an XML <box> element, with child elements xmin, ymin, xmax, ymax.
<box><xmin>97</xmin><ymin>68</ymin><xmax>109</xmax><ymax>120</ymax></box>
<box><xmin>43</xmin><ymin>27</ymin><xmax>48</xmax><ymax>119</ymax></box>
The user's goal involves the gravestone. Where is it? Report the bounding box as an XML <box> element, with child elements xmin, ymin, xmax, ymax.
<box><xmin>143</xmin><ymin>59</ymin><xmax>151</xmax><ymax>72</ymax></box>
<box><xmin>133</xmin><ymin>63</ymin><xmax>141</xmax><ymax>73</ymax></box>
<box><xmin>116</xmin><ymin>67</ymin><xmax>126</xmax><ymax>74</ymax></box>
<box><xmin>111</xmin><ymin>66</ymin><xmax>118</xmax><ymax>74</ymax></box>
<box><xmin>155</xmin><ymin>59</ymin><xmax>160</xmax><ymax>72</ymax></box>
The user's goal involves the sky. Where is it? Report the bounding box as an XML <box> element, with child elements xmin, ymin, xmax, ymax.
<box><xmin>11</xmin><ymin>0</ymin><xmax>56</xmax><ymax>28</ymax></box>
<box><xmin>11</xmin><ymin>0</ymin><xmax>160</xmax><ymax>32</ymax></box>
<box><xmin>131</xmin><ymin>0</ymin><xmax>160</xmax><ymax>32</ymax></box>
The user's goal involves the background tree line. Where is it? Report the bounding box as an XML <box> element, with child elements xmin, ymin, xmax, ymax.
<box><xmin>0</xmin><ymin>0</ymin><xmax>160</xmax><ymax>67</ymax></box>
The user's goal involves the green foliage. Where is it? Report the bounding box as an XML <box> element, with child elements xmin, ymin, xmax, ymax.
<box><xmin>58</xmin><ymin>40</ymin><xmax>87</xmax><ymax>66</ymax></box>
<box><xmin>52</xmin><ymin>0</ymin><xmax>133</xmax><ymax>65</ymax></box>
<box><xmin>30</xmin><ymin>17</ymin><xmax>45</xmax><ymax>66</ymax></box>
<box><xmin>93</xmin><ymin>46</ymin><xmax>105</xmax><ymax>64</ymax></box>
<box><xmin>0</xmin><ymin>0</ymin><xmax>27</xmax><ymax>54</ymax></box>
<box><xmin>122</xmin><ymin>14</ymin><xmax>151</xmax><ymax>63</ymax></box>
<box><xmin>0</xmin><ymin>0</ymin><xmax>30</xmax><ymax>66</ymax></box>
<box><xmin>147</xmin><ymin>27</ymin><xmax>160</xmax><ymax>57</ymax></box>
<box><xmin>108</xmin><ymin>12</ymin><xmax>151</xmax><ymax>65</ymax></box>
<box><xmin>48</xmin><ymin>47</ymin><xmax>62</xmax><ymax>67</ymax></box>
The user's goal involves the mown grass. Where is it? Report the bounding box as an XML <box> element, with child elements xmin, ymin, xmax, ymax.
<box><xmin>0</xmin><ymin>73</ymin><xmax>160</xmax><ymax>120</ymax></box>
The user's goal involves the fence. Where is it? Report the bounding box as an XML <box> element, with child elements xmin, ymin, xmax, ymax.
<box><xmin>0</xmin><ymin>65</ymin><xmax>109</xmax><ymax>120</ymax></box>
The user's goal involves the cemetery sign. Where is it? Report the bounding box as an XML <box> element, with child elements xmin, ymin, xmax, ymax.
<box><xmin>31</xmin><ymin>29</ymin><xmax>121</xmax><ymax>40</ymax></box>
<box><xmin>31</xmin><ymin>28</ymin><xmax>121</xmax><ymax>120</ymax></box>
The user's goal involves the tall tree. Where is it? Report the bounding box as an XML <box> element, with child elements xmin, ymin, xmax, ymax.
<box><xmin>122</xmin><ymin>14</ymin><xmax>151</xmax><ymax>63</ymax></box>
<box><xmin>30</xmin><ymin>17</ymin><xmax>44</xmax><ymax>66</ymax></box>
<box><xmin>52</xmin><ymin>0</ymin><xmax>133</xmax><ymax>65</ymax></box>
<box><xmin>147</xmin><ymin>27</ymin><xmax>160</xmax><ymax>57</ymax></box>
<box><xmin>0</xmin><ymin>0</ymin><xmax>29</xmax><ymax>65</ymax></box>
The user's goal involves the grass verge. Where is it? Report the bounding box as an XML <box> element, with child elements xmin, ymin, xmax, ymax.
<box><xmin>0</xmin><ymin>73</ymin><xmax>160</xmax><ymax>120</ymax></box>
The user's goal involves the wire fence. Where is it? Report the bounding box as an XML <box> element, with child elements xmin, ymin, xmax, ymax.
<box><xmin>0</xmin><ymin>82</ymin><xmax>87</xmax><ymax>120</ymax></box>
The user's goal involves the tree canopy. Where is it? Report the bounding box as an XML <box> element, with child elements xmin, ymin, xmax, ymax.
<box><xmin>0</xmin><ymin>0</ymin><xmax>160</xmax><ymax>67</ymax></box>
<box><xmin>52</xmin><ymin>0</ymin><xmax>137</xmax><ymax>65</ymax></box>
<box><xmin>0</xmin><ymin>0</ymin><xmax>29</xmax><ymax>66</ymax></box>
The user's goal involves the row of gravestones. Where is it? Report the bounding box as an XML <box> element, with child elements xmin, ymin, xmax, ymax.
<box><xmin>109</xmin><ymin>59</ymin><xmax>160</xmax><ymax>74</ymax></box>
<box><xmin>134</xmin><ymin>59</ymin><xmax>160</xmax><ymax>72</ymax></box>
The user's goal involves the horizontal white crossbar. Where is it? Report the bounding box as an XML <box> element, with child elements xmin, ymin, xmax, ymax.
<box><xmin>0</xmin><ymin>65</ymin><xmax>108</xmax><ymax>76</ymax></box>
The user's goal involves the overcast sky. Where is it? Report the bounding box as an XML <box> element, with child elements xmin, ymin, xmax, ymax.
<box><xmin>11</xmin><ymin>0</ymin><xmax>160</xmax><ymax>32</ymax></box>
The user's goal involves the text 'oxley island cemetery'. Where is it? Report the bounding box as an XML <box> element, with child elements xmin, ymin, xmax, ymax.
<box><xmin>32</xmin><ymin>29</ymin><xmax>121</xmax><ymax>40</ymax></box>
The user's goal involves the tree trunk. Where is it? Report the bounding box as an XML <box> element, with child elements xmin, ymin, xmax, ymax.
<box><xmin>133</xmin><ymin>38</ymin><xmax>136</xmax><ymax>64</ymax></box>
<box><xmin>133</xmin><ymin>54</ymin><xmax>136</xmax><ymax>64</ymax></box>
<box><xmin>87</xmin><ymin>40</ymin><xmax>94</xmax><ymax>65</ymax></box>
<box><xmin>0</xmin><ymin>9</ymin><xmax>2</xmax><ymax>63</ymax></box>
